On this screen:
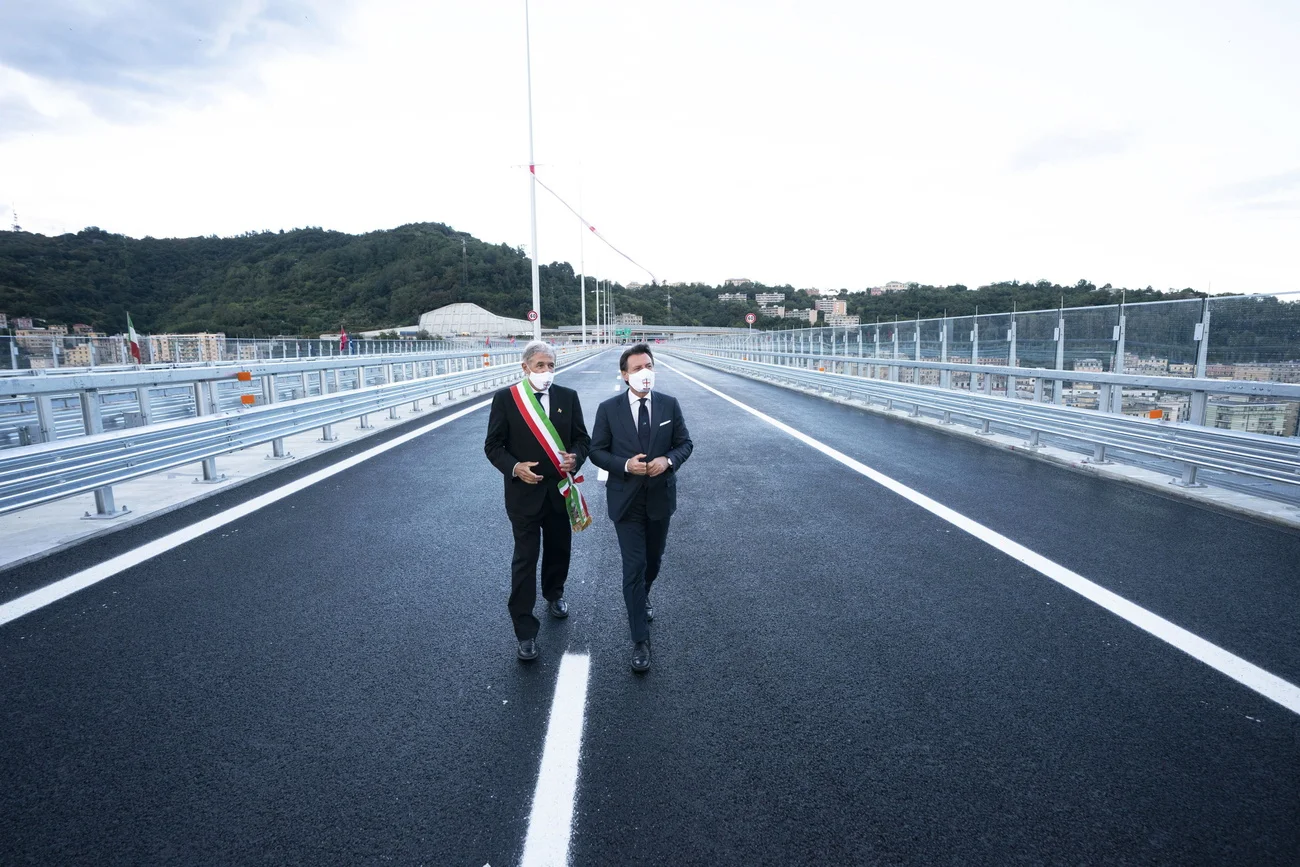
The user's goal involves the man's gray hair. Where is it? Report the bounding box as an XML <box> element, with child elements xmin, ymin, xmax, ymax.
<box><xmin>522</xmin><ymin>340</ymin><xmax>556</xmax><ymax>364</ymax></box>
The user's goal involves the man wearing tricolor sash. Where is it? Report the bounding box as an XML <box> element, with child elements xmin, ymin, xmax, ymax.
<box><xmin>484</xmin><ymin>340</ymin><xmax>591</xmax><ymax>662</ymax></box>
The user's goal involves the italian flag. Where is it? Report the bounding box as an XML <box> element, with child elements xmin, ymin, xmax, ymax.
<box><xmin>510</xmin><ymin>379</ymin><xmax>592</xmax><ymax>532</ymax></box>
<box><xmin>127</xmin><ymin>313</ymin><xmax>141</xmax><ymax>363</ymax></box>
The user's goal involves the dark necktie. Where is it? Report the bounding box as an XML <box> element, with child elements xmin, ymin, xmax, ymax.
<box><xmin>637</xmin><ymin>398</ymin><xmax>650</xmax><ymax>453</ymax></box>
<box><xmin>534</xmin><ymin>392</ymin><xmax>545</xmax><ymax>412</ymax></box>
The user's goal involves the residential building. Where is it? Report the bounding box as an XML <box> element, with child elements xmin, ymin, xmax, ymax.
<box><xmin>724</xmin><ymin>278</ymin><xmax>752</xmax><ymax>287</ymax></box>
<box><xmin>612</xmin><ymin>313</ymin><xmax>643</xmax><ymax>327</ymax></box>
<box><xmin>717</xmin><ymin>293</ymin><xmax>749</xmax><ymax>302</ymax></box>
<box><xmin>784</xmin><ymin>309</ymin><xmax>817</xmax><ymax>324</ymax></box>
<box><xmin>815</xmin><ymin>299</ymin><xmax>847</xmax><ymax>315</ymax></box>
<box><xmin>825</xmin><ymin>313</ymin><xmax>861</xmax><ymax>326</ymax></box>
<box><xmin>15</xmin><ymin>328</ymin><xmax>56</xmax><ymax>354</ymax></box>
<box><xmin>15</xmin><ymin>317</ymin><xmax>34</xmax><ymax>329</ymax></box>
<box><xmin>627</xmin><ymin>282</ymin><xmax>645</xmax><ymax>290</ymax></box>
<box><xmin>759</xmin><ymin>306</ymin><xmax>784</xmax><ymax>318</ymax></box>
<box><xmin>1123</xmin><ymin>354</ymin><xmax>1168</xmax><ymax>375</ymax></box>
<box><xmin>1232</xmin><ymin>363</ymin><xmax>1300</xmax><ymax>384</ymax></box>
<box><xmin>147</xmin><ymin>332</ymin><xmax>227</xmax><ymax>363</ymax></box>
<box><xmin>754</xmin><ymin>292</ymin><xmax>785</xmax><ymax>304</ymax></box>
<box><xmin>1168</xmin><ymin>363</ymin><xmax>1196</xmax><ymax>377</ymax></box>
<box><xmin>0</xmin><ymin>313</ymin><xmax>7</xmax><ymax>330</ymax></box>
<box><xmin>1207</xmin><ymin>398</ymin><xmax>1292</xmax><ymax>436</ymax></box>
<box><xmin>72</xmin><ymin>323</ymin><xmax>95</xmax><ymax>335</ymax></box>
<box><xmin>881</xmin><ymin>281</ymin><xmax>909</xmax><ymax>293</ymax></box>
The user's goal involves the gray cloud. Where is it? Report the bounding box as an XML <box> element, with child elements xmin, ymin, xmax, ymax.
<box><xmin>1010</xmin><ymin>129</ymin><xmax>1135</xmax><ymax>172</ymax></box>
<box><xmin>0</xmin><ymin>1</ymin><xmax>345</xmax><ymax>126</ymax></box>
<box><xmin>0</xmin><ymin>95</ymin><xmax>51</xmax><ymax>138</ymax></box>
<box><xmin>1213</xmin><ymin>168</ymin><xmax>1300</xmax><ymax>210</ymax></box>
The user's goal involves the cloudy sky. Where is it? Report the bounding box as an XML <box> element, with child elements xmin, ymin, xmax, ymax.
<box><xmin>1</xmin><ymin>0</ymin><xmax>1297</xmax><ymax>293</ymax></box>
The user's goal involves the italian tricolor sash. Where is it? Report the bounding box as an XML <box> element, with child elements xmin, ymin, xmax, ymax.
<box><xmin>511</xmin><ymin>380</ymin><xmax>593</xmax><ymax>532</ymax></box>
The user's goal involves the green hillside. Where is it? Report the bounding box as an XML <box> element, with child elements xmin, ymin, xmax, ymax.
<box><xmin>0</xmin><ymin>223</ymin><xmax>1213</xmax><ymax>338</ymax></box>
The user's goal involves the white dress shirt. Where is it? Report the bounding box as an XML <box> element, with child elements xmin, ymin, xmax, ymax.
<box><xmin>624</xmin><ymin>388</ymin><xmax>671</xmax><ymax>472</ymax></box>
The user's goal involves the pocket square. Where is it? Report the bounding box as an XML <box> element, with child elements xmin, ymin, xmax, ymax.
<box><xmin>659</xmin><ymin>420</ymin><xmax>671</xmax><ymax>426</ymax></box>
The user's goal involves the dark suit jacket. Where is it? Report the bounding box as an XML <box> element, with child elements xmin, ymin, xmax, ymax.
<box><xmin>484</xmin><ymin>383</ymin><xmax>590</xmax><ymax>518</ymax></box>
<box><xmin>589</xmin><ymin>390</ymin><xmax>693</xmax><ymax>522</ymax></box>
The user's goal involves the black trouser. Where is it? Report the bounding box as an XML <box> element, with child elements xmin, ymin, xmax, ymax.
<box><xmin>507</xmin><ymin>489</ymin><xmax>571</xmax><ymax>640</ymax></box>
<box><xmin>614</xmin><ymin>488</ymin><xmax>671</xmax><ymax>644</ymax></box>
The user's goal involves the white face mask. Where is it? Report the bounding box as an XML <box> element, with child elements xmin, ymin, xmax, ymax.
<box><xmin>626</xmin><ymin>368</ymin><xmax>655</xmax><ymax>393</ymax></box>
<box><xmin>527</xmin><ymin>370</ymin><xmax>554</xmax><ymax>392</ymax></box>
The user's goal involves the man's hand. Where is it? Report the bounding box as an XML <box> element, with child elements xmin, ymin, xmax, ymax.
<box><xmin>559</xmin><ymin>452</ymin><xmax>577</xmax><ymax>473</ymax></box>
<box><xmin>514</xmin><ymin>461</ymin><xmax>544</xmax><ymax>484</ymax></box>
<box><xmin>626</xmin><ymin>454</ymin><xmax>649</xmax><ymax>476</ymax></box>
<box><xmin>646</xmin><ymin>457</ymin><xmax>671</xmax><ymax>477</ymax></box>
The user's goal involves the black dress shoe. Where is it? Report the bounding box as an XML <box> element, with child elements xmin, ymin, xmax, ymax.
<box><xmin>548</xmin><ymin>598</ymin><xmax>569</xmax><ymax>619</ymax></box>
<box><xmin>517</xmin><ymin>639</ymin><xmax>538</xmax><ymax>661</ymax></box>
<box><xmin>631</xmin><ymin>641</ymin><xmax>651</xmax><ymax>673</ymax></box>
<box><xmin>645</xmin><ymin>599</ymin><xmax>655</xmax><ymax>622</ymax></box>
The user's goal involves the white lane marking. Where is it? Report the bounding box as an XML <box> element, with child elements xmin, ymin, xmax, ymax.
<box><xmin>0</xmin><ymin>353</ymin><xmax>611</xmax><ymax>628</ymax></box>
<box><xmin>0</xmin><ymin>399</ymin><xmax>489</xmax><ymax>627</ymax></box>
<box><xmin>597</xmin><ymin>468</ymin><xmax>609</xmax><ymax>482</ymax></box>
<box><xmin>659</xmin><ymin>358</ymin><xmax>1300</xmax><ymax>717</ymax></box>
<box><xmin>520</xmin><ymin>652</ymin><xmax>591</xmax><ymax>867</ymax></box>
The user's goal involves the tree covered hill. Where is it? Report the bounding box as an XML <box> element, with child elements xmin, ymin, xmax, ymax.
<box><xmin>1</xmin><ymin>223</ymin><xmax>1211</xmax><ymax>337</ymax></box>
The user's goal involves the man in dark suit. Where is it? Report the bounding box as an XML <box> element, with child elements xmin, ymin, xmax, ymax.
<box><xmin>484</xmin><ymin>341</ymin><xmax>590</xmax><ymax>661</ymax></box>
<box><xmin>589</xmin><ymin>343</ymin><xmax>693</xmax><ymax>673</ymax></box>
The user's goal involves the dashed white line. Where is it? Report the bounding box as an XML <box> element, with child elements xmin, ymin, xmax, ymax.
<box><xmin>660</xmin><ymin>358</ymin><xmax>1300</xmax><ymax>717</ymax></box>
<box><xmin>520</xmin><ymin>652</ymin><xmax>591</xmax><ymax>867</ymax></box>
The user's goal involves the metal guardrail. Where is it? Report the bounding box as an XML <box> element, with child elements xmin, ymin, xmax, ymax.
<box><xmin>665</xmin><ymin>348</ymin><xmax>1300</xmax><ymax>500</ymax></box>
<box><xmin>0</xmin><ymin>347</ymin><xmax>601</xmax><ymax>518</ymax></box>
<box><xmin>0</xmin><ymin>347</ymin><xmax>550</xmax><ymax>449</ymax></box>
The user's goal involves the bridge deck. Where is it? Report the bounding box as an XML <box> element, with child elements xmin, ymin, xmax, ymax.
<box><xmin>2</xmin><ymin>350</ymin><xmax>1297</xmax><ymax>865</ymax></box>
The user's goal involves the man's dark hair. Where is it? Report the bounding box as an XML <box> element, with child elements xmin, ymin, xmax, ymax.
<box><xmin>619</xmin><ymin>343</ymin><xmax>654</xmax><ymax>372</ymax></box>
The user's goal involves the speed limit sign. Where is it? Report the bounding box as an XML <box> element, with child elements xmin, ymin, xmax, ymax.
<box><xmin>527</xmin><ymin>310</ymin><xmax>538</xmax><ymax>322</ymax></box>
<box><xmin>745</xmin><ymin>313</ymin><xmax>757</xmax><ymax>324</ymax></box>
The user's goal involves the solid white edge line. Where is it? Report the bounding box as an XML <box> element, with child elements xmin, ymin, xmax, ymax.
<box><xmin>659</xmin><ymin>357</ymin><xmax>1300</xmax><ymax>717</ymax></box>
<box><xmin>0</xmin><ymin>353</ymin><xmax>608</xmax><ymax>628</ymax></box>
<box><xmin>520</xmin><ymin>652</ymin><xmax>591</xmax><ymax>867</ymax></box>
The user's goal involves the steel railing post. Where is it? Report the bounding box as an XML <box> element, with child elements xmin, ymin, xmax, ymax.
<box><xmin>1007</xmin><ymin>317</ymin><xmax>1018</xmax><ymax>398</ymax></box>
<box><xmin>78</xmin><ymin>388</ymin><xmax>124</xmax><ymax>517</ymax></box>
<box><xmin>262</xmin><ymin>374</ymin><xmax>291</xmax><ymax>460</ymax></box>
<box><xmin>1054</xmin><ymin>311</ymin><xmax>1066</xmax><ymax>405</ymax></box>
<box><xmin>35</xmin><ymin>393</ymin><xmax>56</xmax><ymax>442</ymax></box>
<box><xmin>191</xmin><ymin>381</ymin><xmax>225</xmax><ymax>483</ymax></box>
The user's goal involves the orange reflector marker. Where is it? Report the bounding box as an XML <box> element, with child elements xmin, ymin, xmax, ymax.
<box><xmin>818</xmin><ymin>366</ymin><xmax>825</xmax><ymax>372</ymax></box>
<box><xmin>236</xmin><ymin>371</ymin><xmax>252</xmax><ymax>382</ymax></box>
<box><xmin>1148</xmin><ymin>409</ymin><xmax>1163</xmax><ymax>419</ymax></box>
<box><xmin>240</xmin><ymin>394</ymin><xmax>256</xmax><ymax>405</ymax></box>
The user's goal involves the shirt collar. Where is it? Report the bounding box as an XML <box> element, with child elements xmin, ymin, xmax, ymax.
<box><xmin>627</xmin><ymin>387</ymin><xmax>650</xmax><ymax>407</ymax></box>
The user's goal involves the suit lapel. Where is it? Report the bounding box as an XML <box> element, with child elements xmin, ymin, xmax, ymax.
<box><xmin>613</xmin><ymin>391</ymin><xmax>638</xmax><ymax>450</ymax></box>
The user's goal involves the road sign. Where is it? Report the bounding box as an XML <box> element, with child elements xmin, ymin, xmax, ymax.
<box><xmin>616</xmin><ymin>328</ymin><xmax>632</xmax><ymax>338</ymax></box>
<box><xmin>745</xmin><ymin>313</ymin><xmax>756</xmax><ymax>324</ymax></box>
<box><xmin>527</xmin><ymin>310</ymin><xmax>538</xmax><ymax>322</ymax></box>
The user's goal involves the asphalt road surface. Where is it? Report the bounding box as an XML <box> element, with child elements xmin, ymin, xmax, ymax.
<box><xmin>2</xmin><ymin>348</ymin><xmax>1297</xmax><ymax>866</ymax></box>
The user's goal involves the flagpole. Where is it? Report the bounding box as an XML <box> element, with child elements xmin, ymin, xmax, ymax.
<box><xmin>525</xmin><ymin>0</ymin><xmax>542</xmax><ymax>341</ymax></box>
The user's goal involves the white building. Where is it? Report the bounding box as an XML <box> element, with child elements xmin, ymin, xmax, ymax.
<box><xmin>881</xmin><ymin>281</ymin><xmax>909</xmax><ymax>293</ymax></box>
<box><xmin>754</xmin><ymin>292</ymin><xmax>785</xmax><ymax>304</ymax></box>
<box><xmin>418</xmin><ymin>302</ymin><xmax>533</xmax><ymax>337</ymax></box>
